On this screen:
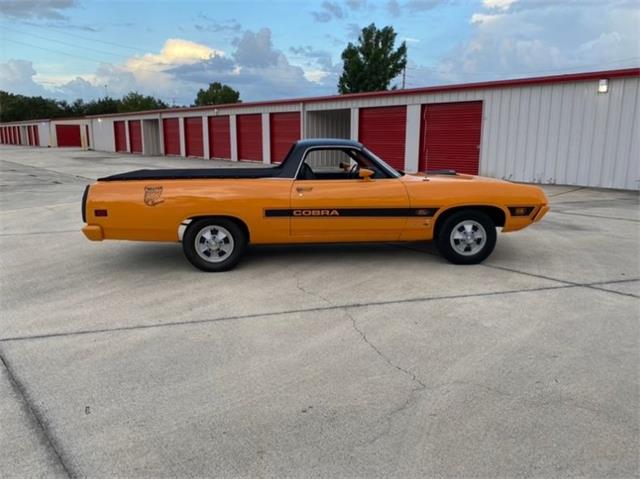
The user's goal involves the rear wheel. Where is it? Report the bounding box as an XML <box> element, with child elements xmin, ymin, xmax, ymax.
<box><xmin>436</xmin><ymin>210</ymin><xmax>496</xmax><ymax>264</ymax></box>
<box><xmin>182</xmin><ymin>218</ymin><xmax>246</xmax><ymax>272</ymax></box>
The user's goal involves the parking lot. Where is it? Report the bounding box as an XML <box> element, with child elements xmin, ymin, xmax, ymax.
<box><xmin>1</xmin><ymin>145</ymin><xmax>638</xmax><ymax>477</ymax></box>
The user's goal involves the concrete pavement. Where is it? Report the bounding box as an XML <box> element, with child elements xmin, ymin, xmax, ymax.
<box><xmin>1</xmin><ymin>145</ymin><xmax>638</xmax><ymax>477</ymax></box>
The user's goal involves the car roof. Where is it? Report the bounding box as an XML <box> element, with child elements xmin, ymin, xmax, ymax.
<box><xmin>295</xmin><ymin>138</ymin><xmax>363</xmax><ymax>148</ymax></box>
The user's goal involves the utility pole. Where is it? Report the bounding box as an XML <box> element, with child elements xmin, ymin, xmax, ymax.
<box><xmin>402</xmin><ymin>66</ymin><xmax>406</xmax><ymax>89</ymax></box>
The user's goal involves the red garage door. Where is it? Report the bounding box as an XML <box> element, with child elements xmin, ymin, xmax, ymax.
<box><xmin>237</xmin><ymin>114</ymin><xmax>262</xmax><ymax>161</ymax></box>
<box><xmin>27</xmin><ymin>126</ymin><xmax>34</xmax><ymax>145</ymax></box>
<box><xmin>14</xmin><ymin>126</ymin><xmax>20</xmax><ymax>145</ymax></box>
<box><xmin>56</xmin><ymin>125</ymin><xmax>81</xmax><ymax>147</ymax></box>
<box><xmin>33</xmin><ymin>126</ymin><xmax>39</xmax><ymax>147</ymax></box>
<box><xmin>1</xmin><ymin>127</ymin><xmax>5</xmax><ymax>144</ymax></box>
<box><xmin>114</xmin><ymin>121</ymin><xmax>127</xmax><ymax>152</ymax></box>
<box><xmin>129</xmin><ymin>120</ymin><xmax>142</xmax><ymax>153</ymax></box>
<box><xmin>208</xmin><ymin>116</ymin><xmax>230</xmax><ymax>159</ymax></box>
<box><xmin>270</xmin><ymin>112</ymin><xmax>300</xmax><ymax>163</ymax></box>
<box><xmin>359</xmin><ymin>106</ymin><xmax>407</xmax><ymax>170</ymax></box>
<box><xmin>184</xmin><ymin>117</ymin><xmax>203</xmax><ymax>157</ymax></box>
<box><xmin>163</xmin><ymin>118</ymin><xmax>180</xmax><ymax>156</ymax></box>
<box><xmin>420</xmin><ymin>101</ymin><xmax>482</xmax><ymax>175</ymax></box>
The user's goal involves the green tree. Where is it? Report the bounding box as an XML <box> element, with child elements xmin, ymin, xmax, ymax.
<box><xmin>194</xmin><ymin>82</ymin><xmax>241</xmax><ymax>106</ymax></box>
<box><xmin>84</xmin><ymin>97</ymin><xmax>120</xmax><ymax>116</ymax></box>
<box><xmin>337</xmin><ymin>23</ymin><xmax>407</xmax><ymax>94</ymax></box>
<box><xmin>118</xmin><ymin>92</ymin><xmax>167</xmax><ymax>113</ymax></box>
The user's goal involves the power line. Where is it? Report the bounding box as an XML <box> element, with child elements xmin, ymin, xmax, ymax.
<box><xmin>2</xmin><ymin>25</ymin><xmax>135</xmax><ymax>60</ymax></box>
<box><xmin>12</xmin><ymin>21</ymin><xmax>154</xmax><ymax>54</ymax></box>
<box><xmin>3</xmin><ymin>38</ymin><xmax>169</xmax><ymax>75</ymax></box>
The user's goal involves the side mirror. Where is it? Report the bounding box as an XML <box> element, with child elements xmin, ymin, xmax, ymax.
<box><xmin>358</xmin><ymin>168</ymin><xmax>374</xmax><ymax>181</ymax></box>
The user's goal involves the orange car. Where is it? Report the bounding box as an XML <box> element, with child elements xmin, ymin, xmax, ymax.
<box><xmin>82</xmin><ymin>139</ymin><xmax>548</xmax><ymax>271</ymax></box>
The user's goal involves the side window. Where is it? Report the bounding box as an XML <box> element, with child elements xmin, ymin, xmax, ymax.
<box><xmin>298</xmin><ymin>148</ymin><xmax>389</xmax><ymax>180</ymax></box>
<box><xmin>304</xmin><ymin>149</ymin><xmax>354</xmax><ymax>172</ymax></box>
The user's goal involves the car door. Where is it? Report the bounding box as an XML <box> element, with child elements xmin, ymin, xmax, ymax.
<box><xmin>289</xmin><ymin>148</ymin><xmax>410</xmax><ymax>241</ymax></box>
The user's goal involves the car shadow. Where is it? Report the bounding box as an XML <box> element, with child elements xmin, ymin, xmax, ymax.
<box><xmin>102</xmin><ymin>241</ymin><xmax>443</xmax><ymax>273</ymax></box>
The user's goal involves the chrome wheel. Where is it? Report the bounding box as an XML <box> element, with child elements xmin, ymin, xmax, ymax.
<box><xmin>449</xmin><ymin>220</ymin><xmax>487</xmax><ymax>256</ymax></box>
<box><xmin>194</xmin><ymin>225</ymin><xmax>235</xmax><ymax>263</ymax></box>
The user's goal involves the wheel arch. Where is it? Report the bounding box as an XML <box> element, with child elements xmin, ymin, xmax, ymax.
<box><xmin>179</xmin><ymin>215</ymin><xmax>251</xmax><ymax>243</ymax></box>
<box><xmin>434</xmin><ymin>205</ymin><xmax>506</xmax><ymax>236</ymax></box>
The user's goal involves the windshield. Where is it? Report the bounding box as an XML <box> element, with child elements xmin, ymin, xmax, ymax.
<box><xmin>362</xmin><ymin>147</ymin><xmax>402</xmax><ymax>178</ymax></box>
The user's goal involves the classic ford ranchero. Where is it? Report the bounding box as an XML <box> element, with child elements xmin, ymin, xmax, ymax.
<box><xmin>82</xmin><ymin>139</ymin><xmax>548</xmax><ymax>271</ymax></box>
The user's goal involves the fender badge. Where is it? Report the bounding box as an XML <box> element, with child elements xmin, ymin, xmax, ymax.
<box><xmin>144</xmin><ymin>186</ymin><xmax>164</xmax><ymax>206</ymax></box>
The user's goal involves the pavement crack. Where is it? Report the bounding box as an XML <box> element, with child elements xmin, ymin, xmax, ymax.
<box><xmin>0</xmin><ymin>351</ymin><xmax>76</xmax><ymax>478</ymax></box>
<box><xmin>295</xmin><ymin>273</ymin><xmax>428</xmax><ymax>437</ymax></box>
<box><xmin>0</xmin><ymin>284</ymin><xmax>576</xmax><ymax>343</ymax></box>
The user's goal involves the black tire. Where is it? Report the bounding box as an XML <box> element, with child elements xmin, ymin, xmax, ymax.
<box><xmin>435</xmin><ymin>209</ymin><xmax>497</xmax><ymax>265</ymax></box>
<box><xmin>182</xmin><ymin>218</ymin><xmax>247</xmax><ymax>272</ymax></box>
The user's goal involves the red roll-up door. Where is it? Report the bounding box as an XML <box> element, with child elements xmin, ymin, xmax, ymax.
<box><xmin>33</xmin><ymin>126</ymin><xmax>39</xmax><ymax>147</ymax></box>
<box><xmin>184</xmin><ymin>117</ymin><xmax>203</xmax><ymax>157</ymax></box>
<box><xmin>163</xmin><ymin>118</ymin><xmax>180</xmax><ymax>156</ymax></box>
<box><xmin>208</xmin><ymin>116</ymin><xmax>230</xmax><ymax>159</ymax></box>
<box><xmin>1</xmin><ymin>127</ymin><xmax>5</xmax><ymax>144</ymax></box>
<box><xmin>270</xmin><ymin>112</ymin><xmax>300</xmax><ymax>163</ymax></box>
<box><xmin>6</xmin><ymin>127</ymin><xmax>11</xmax><ymax>144</ymax></box>
<box><xmin>128</xmin><ymin>120</ymin><xmax>142</xmax><ymax>153</ymax></box>
<box><xmin>237</xmin><ymin>114</ymin><xmax>262</xmax><ymax>161</ymax></box>
<box><xmin>27</xmin><ymin>126</ymin><xmax>34</xmax><ymax>145</ymax></box>
<box><xmin>114</xmin><ymin>121</ymin><xmax>127</xmax><ymax>152</ymax></box>
<box><xmin>15</xmin><ymin>126</ymin><xmax>21</xmax><ymax>145</ymax></box>
<box><xmin>359</xmin><ymin>106</ymin><xmax>407</xmax><ymax>170</ymax></box>
<box><xmin>419</xmin><ymin>101</ymin><xmax>482</xmax><ymax>175</ymax></box>
<box><xmin>56</xmin><ymin>125</ymin><xmax>81</xmax><ymax>147</ymax></box>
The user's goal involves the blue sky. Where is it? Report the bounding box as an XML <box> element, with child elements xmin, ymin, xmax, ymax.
<box><xmin>1</xmin><ymin>0</ymin><xmax>638</xmax><ymax>105</ymax></box>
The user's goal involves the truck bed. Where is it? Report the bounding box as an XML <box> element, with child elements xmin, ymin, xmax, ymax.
<box><xmin>98</xmin><ymin>166</ymin><xmax>282</xmax><ymax>181</ymax></box>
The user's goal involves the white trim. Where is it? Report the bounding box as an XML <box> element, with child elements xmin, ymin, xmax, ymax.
<box><xmin>404</xmin><ymin>104</ymin><xmax>421</xmax><ymax>172</ymax></box>
<box><xmin>230</xmin><ymin>114</ymin><xmax>238</xmax><ymax>162</ymax></box>
<box><xmin>350</xmin><ymin>108</ymin><xmax>359</xmax><ymax>140</ymax></box>
<box><xmin>202</xmin><ymin>114</ymin><xmax>210</xmax><ymax>159</ymax></box>
<box><xmin>124</xmin><ymin>120</ymin><xmax>131</xmax><ymax>153</ymax></box>
<box><xmin>178</xmin><ymin>117</ymin><xmax>186</xmax><ymax>157</ymax></box>
<box><xmin>261</xmin><ymin>113</ymin><xmax>271</xmax><ymax>164</ymax></box>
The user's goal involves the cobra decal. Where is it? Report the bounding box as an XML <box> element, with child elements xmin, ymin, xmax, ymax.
<box><xmin>265</xmin><ymin>207</ymin><xmax>438</xmax><ymax>217</ymax></box>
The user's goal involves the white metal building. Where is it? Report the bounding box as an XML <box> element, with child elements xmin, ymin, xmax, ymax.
<box><xmin>1</xmin><ymin>68</ymin><xmax>638</xmax><ymax>190</ymax></box>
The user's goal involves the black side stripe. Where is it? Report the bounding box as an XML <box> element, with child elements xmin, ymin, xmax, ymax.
<box><xmin>265</xmin><ymin>208</ymin><xmax>439</xmax><ymax>217</ymax></box>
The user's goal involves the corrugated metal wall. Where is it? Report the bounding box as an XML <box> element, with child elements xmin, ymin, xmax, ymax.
<box><xmin>479</xmin><ymin>77</ymin><xmax>639</xmax><ymax>190</ymax></box>
<box><xmin>305</xmin><ymin>109</ymin><xmax>351</xmax><ymax>167</ymax></box>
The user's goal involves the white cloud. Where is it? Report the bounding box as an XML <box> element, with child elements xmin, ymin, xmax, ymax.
<box><xmin>469</xmin><ymin>13</ymin><xmax>502</xmax><ymax>24</ymax></box>
<box><xmin>0</xmin><ymin>59</ymin><xmax>49</xmax><ymax>96</ymax></box>
<box><xmin>126</xmin><ymin>38</ymin><xmax>223</xmax><ymax>72</ymax></box>
<box><xmin>438</xmin><ymin>1</ymin><xmax>640</xmax><ymax>82</ymax></box>
<box><xmin>482</xmin><ymin>0</ymin><xmax>516</xmax><ymax>10</ymax></box>
<box><xmin>1</xmin><ymin>29</ymin><xmax>337</xmax><ymax>104</ymax></box>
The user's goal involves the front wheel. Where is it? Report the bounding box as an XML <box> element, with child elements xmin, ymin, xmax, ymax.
<box><xmin>436</xmin><ymin>210</ymin><xmax>497</xmax><ymax>264</ymax></box>
<box><xmin>182</xmin><ymin>218</ymin><xmax>246</xmax><ymax>272</ymax></box>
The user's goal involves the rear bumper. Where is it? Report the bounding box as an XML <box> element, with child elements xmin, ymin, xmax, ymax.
<box><xmin>82</xmin><ymin>225</ymin><xmax>104</xmax><ymax>241</ymax></box>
